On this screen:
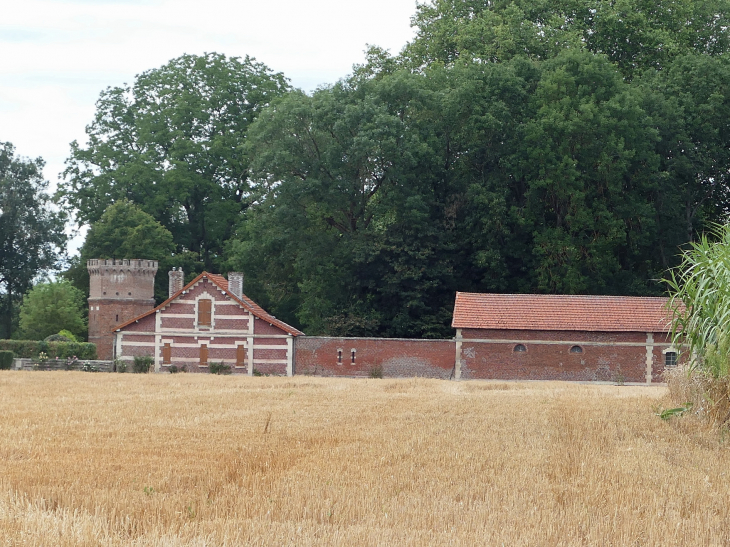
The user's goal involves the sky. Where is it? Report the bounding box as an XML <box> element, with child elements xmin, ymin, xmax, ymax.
<box><xmin>1</xmin><ymin>0</ymin><xmax>419</xmax><ymax>251</ymax></box>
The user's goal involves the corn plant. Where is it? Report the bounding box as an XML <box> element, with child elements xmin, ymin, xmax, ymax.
<box><xmin>665</xmin><ymin>223</ymin><xmax>730</xmax><ymax>375</ymax></box>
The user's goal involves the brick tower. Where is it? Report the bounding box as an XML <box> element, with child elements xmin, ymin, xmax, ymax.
<box><xmin>87</xmin><ymin>259</ymin><xmax>158</xmax><ymax>360</ymax></box>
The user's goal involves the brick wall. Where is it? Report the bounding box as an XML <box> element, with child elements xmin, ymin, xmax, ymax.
<box><xmin>295</xmin><ymin>337</ymin><xmax>456</xmax><ymax>378</ymax></box>
<box><xmin>458</xmin><ymin>329</ymin><xmax>673</xmax><ymax>382</ymax></box>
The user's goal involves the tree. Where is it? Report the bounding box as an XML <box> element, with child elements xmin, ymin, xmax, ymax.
<box><xmin>233</xmin><ymin>68</ymin><xmax>458</xmax><ymax>336</ymax></box>
<box><xmin>0</xmin><ymin>142</ymin><xmax>67</xmax><ymax>338</ymax></box>
<box><xmin>65</xmin><ymin>200</ymin><xmax>178</xmax><ymax>304</ymax></box>
<box><xmin>58</xmin><ymin>53</ymin><xmax>290</xmax><ymax>271</ymax></box>
<box><xmin>405</xmin><ymin>0</ymin><xmax>730</xmax><ymax>79</ymax></box>
<box><xmin>18</xmin><ymin>281</ymin><xmax>86</xmax><ymax>341</ymax></box>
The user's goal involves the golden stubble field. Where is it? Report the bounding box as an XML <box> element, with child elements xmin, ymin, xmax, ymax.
<box><xmin>0</xmin><ymin>372</ymin><xmax>727</xmax><ymax>546</ymax></box>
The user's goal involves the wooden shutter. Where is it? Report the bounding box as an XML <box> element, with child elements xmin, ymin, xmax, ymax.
<box><xmin>162</xmin><ymin>343</ymin><xmax>171</xmax><ymax>364</ymax></box>
<box><xmin>236</xmin><ymin>345</ymin><xmax>246</xmax><ymax>367</ymax></box>
<box><xmin>200</xmin><ymin>344</ymin><xmax>208</xmax><ymax>365</ymax></box>
<box><xmin>198</xmin><ymin>299</ymin><xmax>212</xmax><ymax>326</ymax></box>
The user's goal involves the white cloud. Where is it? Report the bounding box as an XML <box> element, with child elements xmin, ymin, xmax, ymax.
<box><xmin>1</xmin><ymin>0</ymin><xmax>419</xmax><ymax>254</ymax></box>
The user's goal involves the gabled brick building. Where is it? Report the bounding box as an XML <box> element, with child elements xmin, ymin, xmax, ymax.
<box><xmin>113</xmin><ymin>271</ymin><xmax>302</xmax><ymax>374</ymax></box>
<box><xmin>452</xmin><ymin>293</ymin><xmax>678</xmax><ymax>383</ymax></box>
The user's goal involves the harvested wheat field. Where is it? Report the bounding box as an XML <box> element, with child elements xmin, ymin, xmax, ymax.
<box><xmin>0</xmin><ymin>372</ymin><xmax>727</xmax><ymax>546</ymax></box>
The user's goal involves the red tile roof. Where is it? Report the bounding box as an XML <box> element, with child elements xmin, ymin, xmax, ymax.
<box><xmin>452</xmin><ymin>292</ymin><xmax>677</xmax><ymax>333</ymax></box>
<box><xmin>114</xmin><ymin>272</ymin><xmax>303</xmax><ymax>336</ymax></box>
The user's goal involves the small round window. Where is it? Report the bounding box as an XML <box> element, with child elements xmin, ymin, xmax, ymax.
<box><xmin>570</xmin><ymin>346</ymin><xmax>583</xmax><ymax>354</ymax></box>
<box><xmin>513</xmin><ymin>344</ymin><xmax>527</xmax><ymax>353</ymax></box>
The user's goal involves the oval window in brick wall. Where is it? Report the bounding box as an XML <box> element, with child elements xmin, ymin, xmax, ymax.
<box><xmin>513</xmin><ymin>344</ymin><xmax>527</xmax><ymax>353</ymax></box>
<box><xmin>570</xmin><ymin>346</ymin><xmax>583</xmax><ymax>354</ymax></box>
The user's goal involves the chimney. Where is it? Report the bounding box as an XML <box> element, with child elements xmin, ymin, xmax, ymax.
<box><xmin>168</xmin><ymin>267</ymin><xmax>184</xmax><ymax>297</ymax></box>
<box><xmin>228</xmin><ymin>272</ymin><xmax>244</xmax><ymax>299</ymax></box>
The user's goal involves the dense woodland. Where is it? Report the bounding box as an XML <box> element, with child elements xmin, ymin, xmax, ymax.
<box><xmin>3</xmin><ymin>0</ymin><xmax>730</xmax><ymax>339</ymax></box>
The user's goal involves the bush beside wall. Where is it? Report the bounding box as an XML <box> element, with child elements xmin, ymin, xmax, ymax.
<box><xmin>0</xmin><ymin>340</ymin><xmax>97</xmax><ymax>360</ymax></box>
<box><xmin>0</xmin><ymin>351</ymin><xmax>14</xmax><ymax>370</ymax></box>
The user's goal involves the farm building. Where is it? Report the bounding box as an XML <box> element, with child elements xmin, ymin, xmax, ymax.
<box><xmin>92</xmin><ymin>260</ymin><xmax>680</xmax><ymax>382</ymax></box>
<box><xmin>452</xmin><ymin>292</ymin><xmax>678</xmax><ymax>383</ymax></box>
<box><xmin>112</xmin><ymin>270</ymin><xmax>302</xmax><ymax>374</ymax></box>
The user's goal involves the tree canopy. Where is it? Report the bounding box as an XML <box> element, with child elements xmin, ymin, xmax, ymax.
<box><xmin>58</xmin><ymin>53</ymin><xmax>290</xmax><ymax>272</ymax></box>
<box><xmin>0</xmin><ymin>142</ymin><xmax>67</xmax><ymax>338</ymax></box>
<box><xmin>56</xmin><ymin>1</ymin><xmax>730</xmax><ymax>338</ymax></box>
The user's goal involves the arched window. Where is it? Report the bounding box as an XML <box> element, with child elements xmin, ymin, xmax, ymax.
<box><xmin>570</xmin><ymin>346</ymin><xmax>583</xmax><ymax>354</ymax></box>
<box><xmin>513</xmin><ymin>344</ymin><xmax>526</xmax><ymax>353</ymax></box>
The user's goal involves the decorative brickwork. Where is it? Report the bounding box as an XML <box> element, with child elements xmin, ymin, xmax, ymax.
<box><xmin>114</xmin><ymin>272</ymin><xmax>300</xmax><ymax>375</ymax></box>
<box><xmin>87</xmin><ymin>259</ymin><xmax>158</xmax><ymax>360</ymax></box>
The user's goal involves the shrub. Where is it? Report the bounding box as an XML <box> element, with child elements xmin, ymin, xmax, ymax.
<box><xmin>209</xmin><ymin>362</ymin><xmax>231</xmax><ymax>375</ymax></box>
<box><xmin>133</xmin><ymin>355</ymin><xmax>154</xmax><ymax>373</ymax></box>
<box><xmin>0</xmin><ymin>350</ymin><xmax>14</xmax><ymax>370</ymax></box>
<box><xmin>81</xmin><ymin>362</ymin><xmax>100</xmax><ymax>372</ymax></box>
<box><xmin>369</xmin><ymin>364</ymin><xmax>384</xmax><ymax>379</ymax></box>
<box><xmin>64</xmin><ymin>356</ymin><xmax>79</xmax><ymax>371</ymax></box>
<box><xmin>45</xmin><ymin>334</ymin><xmax>73</xmax><ymax>342</ymax></box>
<box><xmin>58</xmin><ymin>330</ymin><xmax>78</xmax><ymax>342</ymax></box>
<box><xmin>115</xmin><ymin>360</ymin><xmax>127</xmax><ymax>373</ymax></box>
<box><xmin>0</xmin><ymin>340</ymin><xmax>96</xmax><ymax>360</ymax></box>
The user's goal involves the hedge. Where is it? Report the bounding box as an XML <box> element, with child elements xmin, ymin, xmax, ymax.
<box><xmin>0</xmin><ymin>351</ymin><xmax>14</xmax><ymax>370</ymax></box>
<box><xmin>0</xmin><ymin>340</ymin><xmax>97</xmax><ymax>360</ymax></box>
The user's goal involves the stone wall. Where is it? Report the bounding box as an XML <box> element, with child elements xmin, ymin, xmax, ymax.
<box><xmin>13</xmin><ymin>359</ymin><xmax>115</xmax><ymax>372</ymax></box>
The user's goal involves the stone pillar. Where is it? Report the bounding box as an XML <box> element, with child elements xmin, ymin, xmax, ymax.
<box><xmin>168</xmin><ymin>267</ymin><xmax>184</xmax><ymax>297</ymax></box>
<box><xmin>454</xmin><ymin>329</ymin><xmax>463</xmax><ymax>380</ymax></box>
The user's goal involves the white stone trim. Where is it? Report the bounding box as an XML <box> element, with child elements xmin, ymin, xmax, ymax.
<box><xmin>645</xmin><ymin>332</ymin><xmax>654</xmax><ymax>384</ymax></box>
<box><xmin>194</xmin><ymin>293</ymin><xmax>216</xmax><ymax>331</ymax></box>
<box><xmin>154</xmin><ymin>310</ymin><xmax>162</xmax><ymax>372</ymax></box>
<box><xmin>455</xmin><ymin>329</ymin><xmax>462</xmax><ymax>380</ymax></box>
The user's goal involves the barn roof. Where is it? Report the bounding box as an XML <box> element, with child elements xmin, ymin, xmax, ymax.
<box><xmin>114</xmin><ymin>272</ymin><xmax>303</xmax><ymax>336</ymax></box>
<box><xmin>452</xmin><ymin>292</ymin><xmax>676</xmax><ymax>333</ymax></box>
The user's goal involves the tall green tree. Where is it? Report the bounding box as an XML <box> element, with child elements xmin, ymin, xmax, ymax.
<box><xmin>58</xmin><ymin>53</ymin><xmax>290</xmax><ymax>271</ymax></box>
<box><xmin>0</xmin><ymin>142</ymin><xmax>67</xmax><ymax>338</ymax></box>
<box><xmin>18</xmin><ymin>281</ymin><xmax>87</xmax><ymax>341</ymax></box>
<box><xmin>233</xmin><ymin>67</ymin><xmax>464</xmax><ymax>336</ymax></box>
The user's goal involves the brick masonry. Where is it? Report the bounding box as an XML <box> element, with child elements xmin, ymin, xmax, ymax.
<box><xmin>88</xmin><ymin>259</ymin><xmax>158</xmax><ymax>360</ymax></box>
<box><xmin>456</xmin><ymin>329</ymin><xmax>675</xmax><ymax>383</ymax></box>
<box><xmin>115</xmin><ymin>276</ymin><xmax>292</xmax><ymax>375</ymax></box>
<box><xmin>295</xmin><ymin>337</ymin><xmax>456</xmax><ymax>379</ymax></box>
<box><xmin>104</xmin><ymin>269</ymin><xmax>680</xmax><ymax>382</ymax></box>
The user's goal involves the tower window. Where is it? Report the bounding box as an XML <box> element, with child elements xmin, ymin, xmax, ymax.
<box><xmin>116</xmin><ymin>315</ymin><xmax>119</xmax><ymax>322</ymax></box>
<box><xmin>337</xmin><ymin>349</ymin><xmax>342</xmax><ymax>365</ymax></box>
<box><xmin>351</xmin><ymin>349</ymin><xmax>356</xmax><ymax>365</ymax></box>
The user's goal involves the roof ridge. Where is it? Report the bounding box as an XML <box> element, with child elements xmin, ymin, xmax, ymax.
<box><xmin>113</xmin><ymin>272</ymin><xmax>303</xmax><ymax>336</ymax></box>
